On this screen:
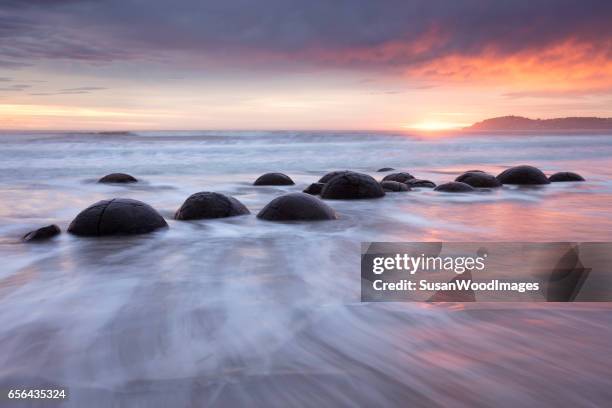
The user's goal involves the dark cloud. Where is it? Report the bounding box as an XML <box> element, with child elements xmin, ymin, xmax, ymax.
<box><xmin>0</xmin><ymin>0</ymin><xmax>610</xmax><ymax>69</ymax></box>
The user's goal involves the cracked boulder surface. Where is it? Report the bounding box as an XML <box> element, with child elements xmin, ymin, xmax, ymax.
<box><xmin>381</xmin><ymin>172</ymin><xmax>415</xmax><ymax>184</ymax></box>
<box><xmin>455</xmin><ymin>171</ymin><xmax>501</xmax><ymax>188</ymax></box>
<box><xmin>496</xmin><ymin>165</ymin><xmax>550</xmax><ymax>185</ymax></box>
<box><xmin>434</xmin><ymin>182</ymin><xmax>476</xmax><ymax>193</ymax></box>
<box><xmin>549</xmin><ymin>172</ymin><xmax>585</xmax><ymax>182</ymax></box>
<box><xmin>317</xmin><ymin>170</ymin><xmax>352</xmax><ymax>184</ymax></box>
<box><xmin>253</xmin><ymin>172</ymin><xmax>294</xmax><ymax>185</ymax></box>
<box><xmin>321</xmin><ymin>172</ymin><xmax>385</xmax><ymax>199</ymax></box>
<box><xmin>381</xmin><ymin>180</ymin><xmax>410</xmax><ymax>192</ymax></box>
<box><xmin>175</xmin><ymin>192</ymin><xmax>250</xmax><ymax>220</ymax></box>
<box><xmin>257</xmin><ymin>193</ymin><xmax>337</xmax><ymax>221</ymax></box>
<box><xmin>68</xmin><ymin>198</ymin><xmax>168</xmax><ymax>236</ymax></box>
<box><xmin>98</xmin><ymin>173</ymin><xmax>138</xmax><ymax>183</ymax></box>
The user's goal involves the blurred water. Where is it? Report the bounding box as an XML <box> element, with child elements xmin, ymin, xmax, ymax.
<box><xmin>0</xmin><ymin>131</ymin><xmax>611</xmax><ymax>407</ymax></box>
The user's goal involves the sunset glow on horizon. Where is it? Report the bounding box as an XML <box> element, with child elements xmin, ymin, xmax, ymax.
<box><xmin>0</xmin><ymin>1</ymin><xmax>611</xmax><ymax>131</ymax></box>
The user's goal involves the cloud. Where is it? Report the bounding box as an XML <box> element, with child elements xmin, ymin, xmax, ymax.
<box><xmin>0</xmin><ymin>84</ymin><xmax>30</xmax><ymax>91</ymax></box>
<box><xmin>29</xmin><ymin>86</ymin><xmax>107</xmax><ymax>96</ymax></box>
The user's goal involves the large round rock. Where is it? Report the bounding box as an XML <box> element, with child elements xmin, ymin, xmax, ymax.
<box><xmin>549</xmin><ymin>172</ymin><xmax>585</xmax><ymax>182</ymax></box>
<box><xmin>455</xmin><ymin>171</ymin><xmax>501</xmax><ymax>188</ymax></box>
<box><xmin>175</xmin><ymin>192</ymin><xmax>250</xmax><ymax>220</ymax></box>
<box><xmin>496</xmin><ymin>165</ymin><xmax>550</xmax><ymax>185</ymax></box>
<box><xmin>318</xmin><ymin>170</ymin><xmax>351</xmax><ymax>183</ymax></box>
<box><xmin>381</xmin><ymin>181</ymin><xmax>410</xmax><ymax>192</ymax></box>
<box><xmin>321</xmin><ymin>172</ymin><xmax>385</xmax><ymax>199</ymax></box>
<box><xmin>382</xmin><ymin>172</ymin><xmax>415</xmax><ymax>184</ymax></box>
<box><xmin>98</xmin><ymin>173</ymin><xmax>138</xmax><ymax>183</ymax></box>
<box><xmin>407</xmin><ymin>179</ymin><xmax>436</xmax><ymax>188</ymax></box>
<box><xmin>303</xmin><ymin>182</ymin><xmax>324</xmax><ymax>195</ymax></box>
<box><xmin>257</xmin><ymin>193</ymin><xmax>337</xmax><ymax>221</ymax></box>
<box><xmin>68</xmin><ymin>198</ymin><xmax>168</xmax><ymax>236</ymax></box>
<box><xmin>434</xmin><ymin>182</ymin><xmax>475</xmax><ymax>193</ymax></box>
<box><xmin>377</xmin><ymin>167</ymin><xmax>395</xmax><ymax>172</ymax></box>
<box><xmin>22</xmin><ymin>224</ymin><xmax>60</xmax><ymax>242</ymax></box>
<box><xmin>253</xmin><ymin>172</ymin><xmax>294</xmax><ymax>186</ymax></box>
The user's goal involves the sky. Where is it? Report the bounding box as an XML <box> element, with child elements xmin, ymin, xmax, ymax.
<box><xmin>0</xmin><ymin>0</ymin><xmax>611</xmax><ymax>131</ymax></box>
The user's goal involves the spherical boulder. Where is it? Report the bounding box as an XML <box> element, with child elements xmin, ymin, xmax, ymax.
<box><xmin>434</xmin><ymin>182</ymin><xmax>475</xmax><ymax>193</ymax></box>
<box><xmin>496</xmin><ymin>165</ymin><xmax>550</xmax><ymax>185</ymax></box>
<box><xmin>68</xmin><ymin>198</ymin><xmax>168</xmax><ymax>236</ymax></box>
<box><xmin>407</xmin><ymin>179</ymin><xmax>436</xmax><ymax>188</ymax></box>
<box><xmin>377</xmin><ymin>167</ymin><xmax>395</xmax><ymax>172</ymax></box>
<box><xmin>253</xmin><ymin>172</ymin><xmax>294</xmax><ymax>186</ymax></box>
<box><xmin>98</xmin><ymin>173</ymin><xmax>138</xmax><ymax>183</ymax></box>
<box><xmin>303</xmin><ymin>182</ymin><xmax>324</xmax><ymax>195</ymax></box>
<box><xmin>381</xmin><ymin>181</ymin><xmax>410</xmax><ymax>192</ymax></box>
<box><xmin>175</xmin><ymin>192</ymin><xmax>249</xmax><ymax>220</ymax></box>
<box><xmin>318</xmin><ymin>170</ymin><xmax>351</xmax><ymax>184</ymax></box>
<box><xmin>455</xmin><ymin>171</ymin><xmax>501</xmax><ymax>188</ymax></box>
<box><xmin>549</xmin><ymin>172</ymin><xmax>585</xmax><ymax>182</ymax></box>
<box><xmin>321</xmin><ymin>172</ymin><xmax>385</xmax><ymax>199</ymax></box>
<box><xmin>22</xmin><ymin>224</ymin><xmax>60</xmax><ymax>242</ymax></box>
<box><xmin>381</xmin><ymin>172</ymin><xmax>415</xmax><ymax>184</ymax></box>
<box><xmin>257</xmin><ymin>193</ymin><xmax>337</xmax><ymax>221</ymax></box>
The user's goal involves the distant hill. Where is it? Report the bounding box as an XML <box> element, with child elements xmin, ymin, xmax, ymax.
<box><xmin>467</xmin><ymin>116</ymin><xmax>612</xmax><ymax>131</ymax></box>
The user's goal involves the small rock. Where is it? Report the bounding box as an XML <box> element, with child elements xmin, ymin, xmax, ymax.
<box><xmin>303</xmin><ymin>183</ymin><xmax>324</xmax><ymax>195</ymax></box>
<box><xmin>434</xmin><ymin>182</ymin><xmax>475</xmax><ymax>193</ymax></box>
<box><xmin>549</xmin><ymin>172</ymin><xmax>585</xmax><ymax>182</ymax></box>
<box><xmin>381</xmin><ymin>181</ymin><xmax>410</xmax><ymax>192</ymax></box>
<box><xmin>496</xmin><ymin>165</ymin><xmax>550</xmax><ymax>185</ymax></box>
<box><xmin>68</xmin><ymin>198</ymin><xmax>168</xmax><ymax>236</ymax></box>
<box><xmin>455</xmin><ymin>171</ymin><xmax>501</xmax><ymax>188</ymax></box>
<box><xmin>318</xmin><ymin>170</ymin><xmax>352</xmax><ymax>184</ymax></box>
<box><xmin>257</xmin><ymin>193</ymin><xmax>337</xmax><ymax>221</ymax></box>
<box><xmin>253</xmin><ymin>172</ymin><xmax>294</xmax><ymax>186</ymax></box>
<box><xmin>321</xmin><ymin>172</ymin><xmax>385</xmax><ymax>199</ymax></box>
<box><xmin>22</xmin><ymin>224</ymin><xmax>60</xmax><ymax>242</ymax></box>
<box><xmin>175</xmin><ymin>192</ymin><xmax>250</xmax><ymax>220</ymax></box>
<box><xmin>382</xmin><ymin>172</ymin><xmax>415</xmax><ymax>184</ymax></box>
<box><xmin>407</xmin><ymin>179</ymin><xmax>436</xmax><ymax>188</ymax></box>
<box><xmin>98</xmin><ymin>173</ymin><xmax>138</xmax><ymax>183</ymax></box>
<box><xmin>377</xmin><ymin>167</ymin><xmax>395</xmax><ymax>172</ymax></box>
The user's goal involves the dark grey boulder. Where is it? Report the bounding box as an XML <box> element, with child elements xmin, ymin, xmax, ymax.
<box><xmin>434</xmin><ymin>182</ymin><xmax>475</xmax><ymax>193</ymax></box>
<box><xmin>455</xmin><ymin>171</ymin><xmax>501</xmax><ymax>188</ymax></box>
<box><xmin>381</xmin><ymin>181</ymin><xmax>410</xmax><ymax>192</ymax></box>
<box><xmin>318</xmin><ymin>170</ymin><xmax>352</xmax><ymax>184</ymax></box>
<box><xmin>257</xmin><ymin>193</ymin><xmax>337</xmax><ymax>221</ymax></box>
<box><xmin>407</xmin><ymin>179</ymin><xmax>436</xmax><ymax>188</ymax></box>
<box><xmin>253</xmin><ymin>172</ymin><xmax>294</xmax><ymax>186</ymax></box>
<box><xmin>549</xmin><ymin>172</ymin><xmax>585</xmax><ymax>182</ymax></box>
<box><xmin>303</xmin><ymin>182</ymin><xmax>324</xmax><ymax>195</ymax></box>
<box><xmin>381</xmin><ymin>172</ymin><xmax>415</xmax><ymax>184</ymax></box>
<box><xmin>321</xmin><ymin>172</ymin><xmax>385</xmax><ymax>199</ymax></box>
<box><xmin>377</xmin><ymin>167</ymin><xmax>395</xmax><ymax>172</ymax></box>
<box><xmin>175</xmin><ymin>192</ymin><xmax>249</xmax><ymax>220</ymax></box>
<box><xmin>22</xmin><ymin>224</ymin><xmax>60</xmax><ymax>242</ymax></box>
<box><xmin>496</xmin><ymin>165</ymin><xmax>550</xmax><ymax>185</ymax></box>
<box><xmin>98</xmin><ymin>173</ymin><xmax>138</xmax><ymax>183</ymax></box>
<box><xmin>68</xmin><ymin>198</ymin><xmax>168</xmax><ymax>236</ymax></box>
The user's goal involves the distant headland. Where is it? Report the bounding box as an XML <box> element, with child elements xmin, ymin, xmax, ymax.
<box><xmin>466</xmin><ymin>116</ymin><xmax>612</xmax><ymax>131</ymax></box>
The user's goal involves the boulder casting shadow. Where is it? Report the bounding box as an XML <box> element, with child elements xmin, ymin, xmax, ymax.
<box><xmin>496</xmin><ymin>165</ymin><xmax>550</xmax><ymax>185</ymax></box>
<box><xmin>257</xmin><ymin>193</ymin><xmax>337</xmax><ymax>221</ymax></box>
<box><xmin>549</xmin><ymin>172</ymin><xmax>585</xmax><ymax>182</ymax></box>
<box><xmin>98</xmin><ymin>173</ymin><xmax>138</xmax><ymax>183</ymax></box>
<box><xmin>455</xmin><ymin>171</ymin><xmax>501</xmax><ymax>188</ymax></box>
<box><xmin>321</xmin><ymin>172</ymin><xmax>385</xmax><ymax>199</ymax></box>
<box><xmin>68</xmin><ymin>198</ymin><xmax>168</xmax><ymax>236</ymax></box>
<box><xmin>175</xmin><ymin>192</ymin><xmax>250</xmax><ymax>220</ymax></box>
<box><xmin>253</xmin><ymin>172</ymin><xmax>294</xmax><ymax>185</ymax></box>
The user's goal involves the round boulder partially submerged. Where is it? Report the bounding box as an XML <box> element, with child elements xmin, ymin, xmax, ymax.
<box><xmin>455</xmin><ymin>171</ymin><xmax>501</xmax><ymax>188</ymax></box>
<box><xmin>407</xmin><ymin>179</ymin><xmax>436</xmax><ymax>188</ymax></box>
<box><xmin>321</xmin><ymin>172</ymin><xmax>385</xmax><ymax>199</ymax></box>
<box><xmin>22</xmin><ymin>224</ymin><xmax>60</xmax><ymax>242</ymax></box>
<box><xmin>98</xmin><ymin>173</ymin><xmax>138</xmax><ymax>183</ymax></box>
<box><xmin>377</xmin><ymin>167</ymin><xmax>395</xmax><ymax>172</ymax></box>
<box><xmin>496</xmin><ymin>165</ymin><xmax>550</xmax><ymax>185</ymax></box>
<box><xmin>549</xmin><ymin>172</ymin><xmax>585</xmax><ymax>182</ymax></box>
<box><xmin>381</xmin><ymin>181</ymin><xmax>410</xmax><ymax>192</ymax></box>
<box><xmin>175</xmin><ymin>192</ymin><xmax>249</xmax><ymax>220</ymax></box>
<box><xmin>434</xmin><ymin>182</ymin><xmax>475</xmax><ymax>193</ymax></box>
<box><xmin>257</xmin><ymin>193</ymin><xmax>337</xmax><ymax>221</ymax></box>
<box><xmin>303</xmin><ymin>182</ymin><xmax>324</xmax><ymax>195</ymax></box>
<box><xmin>318</xmin><ymin>170</ymin><xmax>351</xmax><ymax>184</ymax></box>
<box><xmin>253</xmin><ymin>172</ymin><xmax>294</xmax><ymax>186</ymax></box>
<box><xmin>68</xmin><ymin>198</ymin><xmax>168</xmax><ymax>236</ymax></box>
<box><xmin>382</xmin><ymin>172</ymin><xmax>415</xmax><ymax>184</ymax></box>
